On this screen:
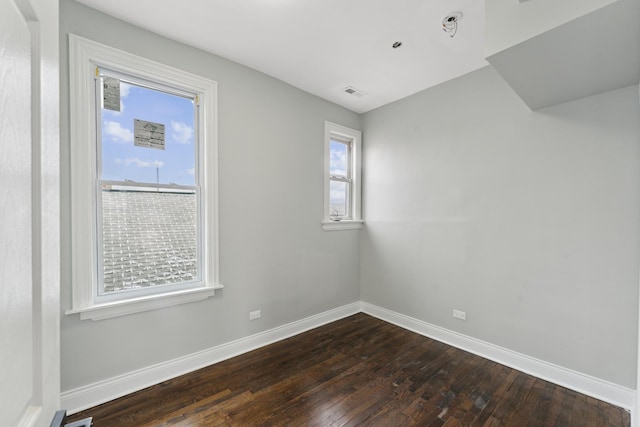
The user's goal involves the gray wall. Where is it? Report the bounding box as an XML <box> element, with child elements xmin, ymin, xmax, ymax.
<box><xmin>361</xmin><ymin>65</ymin><xmax>640</xmax><ymax>388</ymax></box>
<box><xmin>60</xmin><ymin>0</ymin><xmax>362</xmax><ymax>391</ymax></box>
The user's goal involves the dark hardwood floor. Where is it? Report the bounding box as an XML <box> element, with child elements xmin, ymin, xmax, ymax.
<box><xmin>67</xmin><ymin>313</ymin><xmax>630</xmax><ymax>426</ymax></box>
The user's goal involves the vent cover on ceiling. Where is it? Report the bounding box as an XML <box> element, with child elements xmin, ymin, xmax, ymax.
<box><xmin>344</xmin><ymin>86</ymin><xmax>365</xmax><ymax>98</ymax></box>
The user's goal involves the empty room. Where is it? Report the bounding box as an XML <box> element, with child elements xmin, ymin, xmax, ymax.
<box><xmin>2</xmin><ymin>0</ymin><xmax>640</xmax><ymax>426</ymax></box>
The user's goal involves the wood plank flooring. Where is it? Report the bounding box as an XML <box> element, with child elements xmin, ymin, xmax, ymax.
<box><xmin>66</xmin><ymin>313</ymin><xmax>630</xmax><ymax>426</ymax></box>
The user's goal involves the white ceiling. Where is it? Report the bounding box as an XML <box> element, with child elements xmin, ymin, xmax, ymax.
<box><xmin>74</xmin><ymin>0</ymin><xmax>488</xmax><ymax>113</ymax></box>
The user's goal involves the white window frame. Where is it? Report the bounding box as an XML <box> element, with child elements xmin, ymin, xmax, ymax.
<box><xmin>66</xmin><ymin>34</ymin><xmax>222</xmax><ymax>320</ymax></box>
<box><xmin>323</xmin><ymin>121</ymin><xmax>363</xmax><ymax>231</ymax></box>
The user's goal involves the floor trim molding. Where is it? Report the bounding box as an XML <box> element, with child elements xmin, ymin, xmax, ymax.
<box><xmin>62</xmin><ymin>301</ymin><xmax>635</xmax><ymax>416</ymax></box>
<box><xmin>61</xmin><ymin>302</ymin><xmax>361</xmax><ymax>414</ymax></box>
<box><xmin>360</xmin><ymin>302</ymin><xmax>635</xmax><ymax>412</ymax></box>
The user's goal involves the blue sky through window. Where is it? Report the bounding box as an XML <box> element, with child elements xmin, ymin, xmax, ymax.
<box><xmin>101</xmin><ymin>79</ymin><xmax>196</xmax><ymax>186</ymax></box>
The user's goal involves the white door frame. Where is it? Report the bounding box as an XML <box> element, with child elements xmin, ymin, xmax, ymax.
<box><xmin>0</xmin><ymin>0</ymin><xmax>60</xmax><ymax>425</ymax></box>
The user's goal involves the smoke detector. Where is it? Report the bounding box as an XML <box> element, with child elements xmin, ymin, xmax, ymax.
<box><xmin>442</xmin><ymin>12</ymin><xmax>462</xmax><ymax>38</ymax></box>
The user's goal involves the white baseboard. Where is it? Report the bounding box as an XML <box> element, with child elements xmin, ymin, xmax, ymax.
<box><xmin>62</xmin><ymin>300</ymin><xmax>636</xmax><ymax>417</ymax></box>
<box><xmin>61</xmin><ymin>302</ymin><xmax>361</xmax><ymax>414</ymax></box>
<box><xmin>360</xmin><ymin>302</ymin><xmax>635</xmax><ymax>411</ymax></box>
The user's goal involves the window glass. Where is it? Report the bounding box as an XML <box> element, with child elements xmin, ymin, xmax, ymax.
<box><xmin>100</xmin><ymin>78</ymin><xmax>196</xmax><ymax>186</ymax></box>
<box><xmin>329</xmin><ymin>139</ymin><xmax>349</xmax><ymax>178</ymax></box>
<box><xmin>97</xmin><ymin>72</ymin><xmax>200</xmax><ymax>296</ymax></box>
<box><xmin>329</xmin><ymin>180</ymin><xmax>349</xmax><ymax>218</ymax></box>
<box><xmin>100</xmin><ymin>186</ymin><xmax>197</xmax><ymax>293</ymax></box>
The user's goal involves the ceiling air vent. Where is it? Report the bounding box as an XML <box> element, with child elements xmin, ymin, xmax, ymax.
<box><xmin>344</xmin><ymin>86</ymin><xmax>365</xmax><ymax>98</ymax></box>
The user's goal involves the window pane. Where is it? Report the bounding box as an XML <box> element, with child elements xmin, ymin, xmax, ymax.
<box><xmin>101</xmin><ymin>186</ymin><xmax>198</xmax><ymax>293</ymax></box>
<box><xmin>101</xmin><ymin>77</ymin><xmax>196</xmax><ymax>186</ymax></box>
<box><xmin>330</xmin><ymin>180</ymin><xmax>349</xmax><ymax>218</ymax></box>
<box><xmin>330</xmin><ymin>139</ymin><xmax>349</xmax><ymax>178</ymax></box>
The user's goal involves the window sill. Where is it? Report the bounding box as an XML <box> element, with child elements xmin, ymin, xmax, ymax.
<box><xmin>322</xmin><ymin>220</ymin><xmax>364</xmax><ymax>231</ymax></box>
<box><xmin>65</xmin><ymin>285</ymin><xmax>223</xmax><ymax>321</ymax></box>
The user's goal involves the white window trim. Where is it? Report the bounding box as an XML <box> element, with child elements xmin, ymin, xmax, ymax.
<box><xmin>323</xmin><ymin>121</ymin><xmax>363</xmax><ymax>231</ymax></box>
<box><xmin>67</xmin><ymin>34</ymin><xmax>222</xmax><ymax>320</ymax></box>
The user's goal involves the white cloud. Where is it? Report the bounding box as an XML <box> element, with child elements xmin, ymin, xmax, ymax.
<box><xmin>117</xmin><ymin>157</ymin><xmax>164</xmax><ymax>168</ymax></box>
<box><xmin>186</xmin><ymin>168</ymin><xmax>195</xmax><ymax>176</ymax></box>
<box><xmin>120</xmin><ymin>83</ymin><xmax>131</xmax><ymax>98</ymax></box>
<box><xmin>103</xmin><ymin>121</ymin><xmax>133</xmax><ymax>143</ymax></box>
<box><xmin>330</xmin><ymin>149</ymin><xmax>347</xmax><ymax>176</ymax></box>
<box><xmin>171</xmin><ymin>121</ymin><xmax>193</xmax><ymax>144</ymax></box>
<box><xmin>330</xmin><ymin>180</ymin><xmax>347</xmax><ymax>202</ymax></box>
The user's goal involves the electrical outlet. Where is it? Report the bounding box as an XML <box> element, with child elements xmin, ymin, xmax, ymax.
<box><xmin>249</xmin><ymin>310</ymin><xmax>261</xmax><ymax>321</ymax></box>
<box><xmin>453</xmin><ymin>309</ymin><xmax>466</xmax><ymax>321</ymax></box>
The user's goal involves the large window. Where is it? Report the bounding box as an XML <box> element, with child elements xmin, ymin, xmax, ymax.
<box><xmin>68</xmin><ymin>35</ymin><xmax>221</xmax><ymax>320</ymax></box>
<box><xmin>323</xmin><ymin>122</ymin><xmax>363</xmax><ymax>231</ymax></box>
<box><xmin>98</xmin><ymin>69</ymin><xmax>202</xmax><ymax>298</ymax></box>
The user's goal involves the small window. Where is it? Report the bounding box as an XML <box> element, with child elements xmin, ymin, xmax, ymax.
<box><xmin>323</xmin><ymin>122</ymin><xmax>362</xmax><ymax>231</ymax></box>
<box><xmin>329</xmin><ymin>136</ymin><xmax>351</xmax><ymax>219</ymax></box>
<box><xmin>68</xmin><ymin>35</ymin><xmax>221</xmax><ymax>320</ymax></box>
